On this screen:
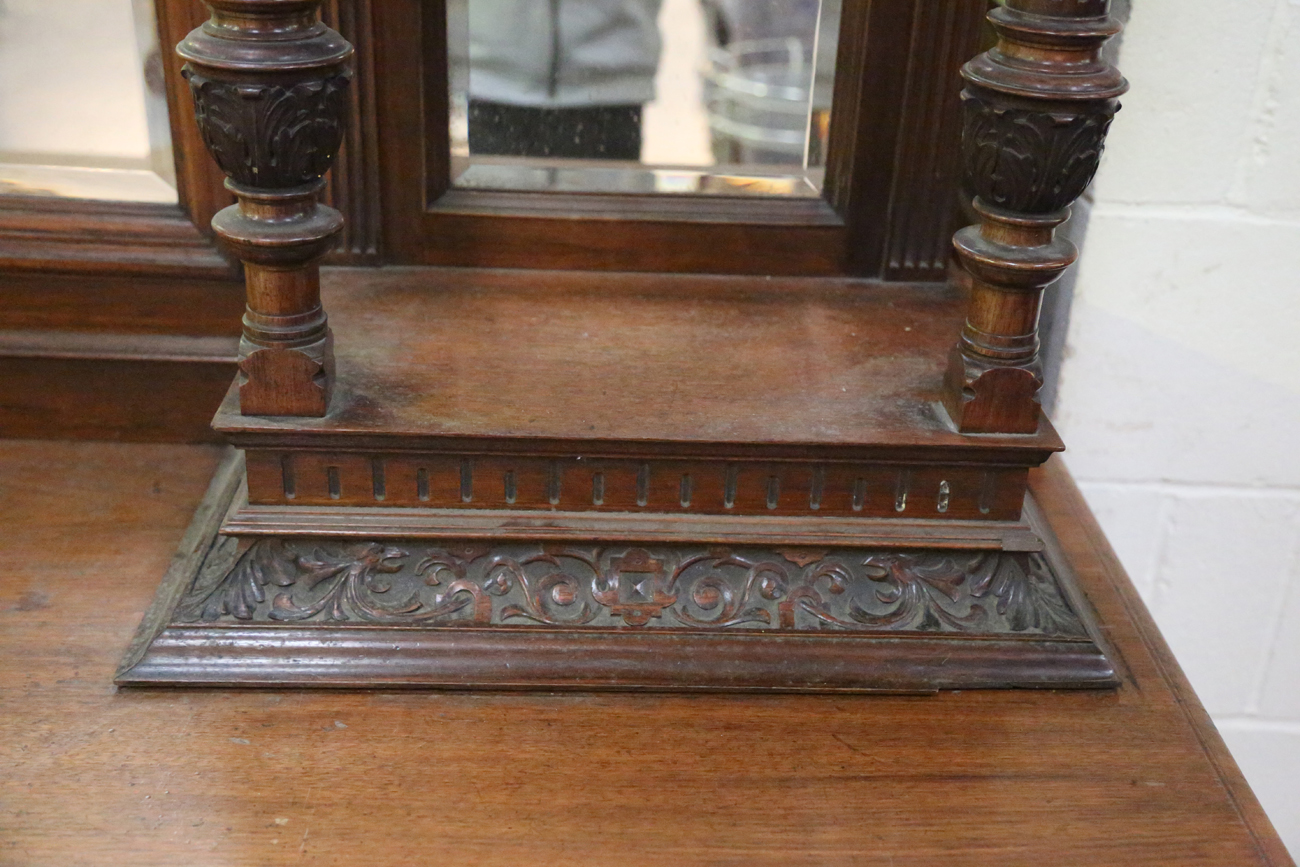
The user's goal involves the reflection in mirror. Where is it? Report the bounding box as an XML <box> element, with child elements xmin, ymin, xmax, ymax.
<box><xmin>448</xmin><ymin>0</ymin><xmax>840</xmax><ymax>197</ymax></box>
<box><xmin>0</xmin><ymin>0</ymin><xmax>176</xmax><ymax>203</ymax></box>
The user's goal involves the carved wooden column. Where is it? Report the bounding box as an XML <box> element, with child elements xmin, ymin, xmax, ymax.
<box><xmin>943</xmin><ymin>0</ymin><xmax>1126</xmax><ymax>434</ymax></box>
<box><xmin>178</xmin><ymin>1</ymin><xmax>353</xmax><ymax>416</ymax></box>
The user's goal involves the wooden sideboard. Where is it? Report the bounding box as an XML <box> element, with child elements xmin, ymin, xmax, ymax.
<box><xmin>3</xmin><ymin>1</ymin><xmax>1291</xmax><ymax>860</ymax></box>
<box><xmin>0</xmin><ymin>439</ymin><xmax>1290</xmax><ymax>865</ymax></box>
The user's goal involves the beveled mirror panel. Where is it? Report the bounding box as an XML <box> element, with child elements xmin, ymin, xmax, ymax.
<box><xmin>447</xmin><ymin>0</ymin><xmax>841</xmax><ymax>197</ymax></box>
<box><xmin>0</xmin><ymin>0</ymin><xmax>176</xmax><ymax>203</ymax></box>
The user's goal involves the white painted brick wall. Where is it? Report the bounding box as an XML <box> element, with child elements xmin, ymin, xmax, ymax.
<box><xmin>1056</xmin><ymin>0</ymin><xmax>1300</xmax><ymax>856</ymax></box>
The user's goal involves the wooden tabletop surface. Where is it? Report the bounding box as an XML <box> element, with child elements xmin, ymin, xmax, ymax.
<box><xmin>0</xmin><ymin>440</ymin><xmax>1291</xmax><ymax>866</ymax></box>
<box><xmin>214</xmin><ymin>268</ymin><xmax>1062</xmax><ymax>458</ymax></box>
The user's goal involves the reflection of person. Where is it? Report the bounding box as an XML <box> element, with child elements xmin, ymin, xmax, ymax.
<box><xmin>468</xmin><ymin>0</ymin><xmax>664</xmax><ymax>160</ymax></box>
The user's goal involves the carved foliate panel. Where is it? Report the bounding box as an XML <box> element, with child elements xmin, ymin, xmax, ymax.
<box><xmin>177</xmin><ymin>538</ymin><xmax>1088</xmax><ymax>638</ymax></box>
<box><xmin>183</xmin><ymin>70</ymin><xmax>353</xmax><ymax>189</ymax></box>
<box><xmin>962</xmin><ymin>89</ymin><xmax>1118</xmax><ymax>216</ymax></box>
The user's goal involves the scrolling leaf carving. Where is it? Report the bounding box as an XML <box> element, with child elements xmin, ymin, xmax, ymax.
<box><xmin>177</xmin><ymin>540</ymin><xmax>1088</xmax><ymax>638</ymax></box>
<box><xmin>856</xmin><ymin>554</ymin><xmax>990</xmax><ymax>631</ymax></box>
<box><xmin>176</xmin><ymin>536</ymin><xmax>292</xmax><ymax>622</ymax></box>
<box><xmin>492</xmin><ymin>550</ymin><xmax>600</xmax><ymax>626</ymax></box>
<box><xmin>970</xmin><ymin>552</ymin><xmax>1088</xmax><ymax>637</ymax></box>
<box><xmin>268</xmin><ymin>543</ymin><xmax>412</xmax><ymax>622</ymax></box>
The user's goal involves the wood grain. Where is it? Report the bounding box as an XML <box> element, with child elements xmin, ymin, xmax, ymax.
<box><xmin>118</xmin><ymin>451</ymin><xmax>1113</xmax><ymax>691</ymax></box>
<box><xmin>0</xmin><ymin>441</ymin><xmax>1290</xmax><ymax>865</ymax></box>
<box><xmin>177</xmin><ymin>0</ymin><xmax>355</xmax><ymax>416</ymax></box>
<box><xmin>881</xmin><ymin>0</ymin><xmax>986</xmax><ymax>282</ymax></box>
<box><xmin>0</xmin><ymin>336</ymin><xmax>235</xmax><ymax>442</ymax></box>
<box><xmin>942</xmin><ymin>0</ymin><xmax>1127</xmax><ymax>433</ymax></box>
<box><xmin>216</xmin><ymin>266</ymin><xmax>1065</xmax><ymax>456</ymax></box>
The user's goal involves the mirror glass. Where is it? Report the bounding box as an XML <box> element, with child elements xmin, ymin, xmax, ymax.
<box><xmin>0</xmin><ymin>0</ymin><xmax>176</xmax><ymax>203</ymax></box>
<box><xmin>447</xmin><ymin>0</ymin><xmax>841</xmax><ymax>197</ymax></box>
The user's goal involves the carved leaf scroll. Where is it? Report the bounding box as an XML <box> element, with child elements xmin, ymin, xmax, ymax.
<box><xmin>176</xmin><ymin>536</ymin><xmax>293</xmax><ymax>622</ymax></box>
<box><xmin>178</xmin><ymin>540</ymin><xmax>1089</xmax><ymax>640</ymax></box>
<box><xmin>970</xmin><ymin>552</ymin><xmax>1088</xmax><ymax>637</ymax></box>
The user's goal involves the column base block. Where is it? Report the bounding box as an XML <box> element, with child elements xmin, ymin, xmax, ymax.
<box><xmin>943</xmin><ymin>345</ymin><xmax>1042</xmax><ymax>435</ymax></box>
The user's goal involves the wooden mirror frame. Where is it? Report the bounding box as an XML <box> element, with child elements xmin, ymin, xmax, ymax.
<box><xmin>0</xmin><ymin>0</ymin><xmax>991</xmax><ymax>438</ymax></box>
<box><xmin>0</xmin><ymin>0</ymin><xmax>382</xmax><ymax>440</ymax></box>
<box><xmin>373</xmin><ymin>0</ymin><xmax>988</xmax><ymax>278</ymax></box>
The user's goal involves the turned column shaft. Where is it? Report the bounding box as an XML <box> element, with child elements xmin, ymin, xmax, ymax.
<box><xmin>179</xmin><ymin>1</ymin><xmax>353</xmax><ymax>417</ymax></box>
<box><xmin>943</xmin><ymin>0</ymin><xmax>1126</xmax><ymax>434</ymax></box>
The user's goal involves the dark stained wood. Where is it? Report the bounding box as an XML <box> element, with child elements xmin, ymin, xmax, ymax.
<box><xmin>321</xmin><ymin>0</ymin><xmax>383</xmax><ymax>265</ymax></box>
<box><xmin>0</xmin><ymin>331</ymin><xmax>236</xmax><ymax>442</ymax></box>
<box><xmin>373</xmin><ymin>0</ymin><xmax>846</xmax><ymax>275</ymax></box>
<box><xmin>0</xmin><ymin>196</ymin><xmax>234</xmax><ymax>277</ymax></box>
<box><xmin>177</xmin><ymin>0</ymin><xmax>355</xmax><ymax>416</ymax></box>
<box><xmin>881</xmin><ymin>0</ymin><xmax>986</xmax><ymax>281</ymax></box>
<box><xmin>0</xmin><ymin>1</ymin><xmax>247</xmax><ymax>442</ymax></box>
<box><xmin>1033</xmin><ymin>458</ymin><xmax>1294</xmax><ymax>867</ymax></box>
<box><xmin>2</xmin><ymin>0</ymin><xmax>999</xmax><ymax>441</ymax></box>
<box><xmin>942</xmin><ymin>0</ymin><xmax>1128</xmax><ymax>433</ymax></box>
<box><xmin>209</xmin><ymin>268</ymin><xmax>1062</xmax><ymax>547</ymax></box>
<box><xmin>0</xmin><ymin>270</ymin><xmax>242</xmax><ymax>337</ymax></box>
<box><xmin>239</xmin><ymin>449</ymin><xmax>1032</xmax><ymax>521</ymax></box>
<box><xmin>7</xmin><ymin>0</ymin><xmax>1288</xmax><ymax>854</ymax></box>
<box><xmin>116</xmin><ymin>448</ymin><xmax>1117</xmax><ymax>691</ymax></box>
<box><xmin>216</xmin><ymin>266</ymin><xmax>1064</xmax><ymax>455</ymax></box>
<box><xmin>163</xmin><ymin>0</ymin><xmax>380</xmax><ymax>263</ymax></box>
<box><xmin>155</xmin><ymin>0</ymin><xmax>234</xmax><ymax>232</ymax></box>
<box><xmin>222</xmin><ymin>505</ymin><xmax>1044</xmax><ymax>550</ymax></box>
<box><xmin>126</xmin><ymin>627</ymin><xmax>1116</xmax><ymax>691</ymax></box>
<box><xmin>0</xmin><ymin>440</ymin><xmax>1291</xmax><ymax>864</ymax></box>
<box><xmin>0</xmin><ymin>195</ymin><xmax>241</xmax><ymax>440</ymax></box>
<box><xmin>374</xmin><ymin>0</ymin><xmax>988</xmax><ymax>277</ymax></box>
<box><xmin>822</xmin><ymin>0</ymin><xmax>909</xmax><ymax>276</ymax></box>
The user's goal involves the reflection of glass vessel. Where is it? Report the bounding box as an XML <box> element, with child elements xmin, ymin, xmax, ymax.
<box><xmin>705</xmin><ymin>37</ymin><xmax>827</xmax><ymax>166</ymax></box>
<box><xmin>447</xmin><ymin>0</ymin><xmax>840</xmax><ymax>196</ymax></box>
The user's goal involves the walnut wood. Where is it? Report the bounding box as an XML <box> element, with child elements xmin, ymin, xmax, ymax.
<box><xmin>0</xmin><ymin>269</ymin><xmax>240</xmax><ymax>339</ymax></box>
<box><xmin>118</xmin><ymin>449</ymin><xmax>1114</xmax><ymax>690</ymax></box>
<box><xmin>375</xmin><ymin>0</ymin><xmax>988</xmax><ymax>277</ymax></box>
<box><xmin>239</xmin><ymin>449</ymin><xmax>1033</xmax><ymax>521</ymax></box>
<box><xmin>943</xmin><ymin>0</ymin><xmax>1128</xmax><ymax>433</ymax></box>
<box><xmin>206</xmin><ymin>267</ymin><xmax>1065</xmax><ymax>548</ymax></box>
<box><xmin>320</xmin><ymin>0</ymin><xmax>382</xmax><ymax>264</ymax></box>
<box><xmin>215</xmin><ymin>266</ymin><xmax>1065</xmax><ymax>456</ymax></box>
<box><xmin>158</xmin><ymin>0</ymin><xmax>381</xmax><ymax>255</ymax></box>
<box><xmin>222</xmin><ymin>504</ymin><xmax>1044</xmax><ymax>551</ymax></box>
<box><xmin>178</xmin><ymin>0</ymin><xmax>355</xmax><ymax>416</ymax></box>
<box><xmin>1</xmin><ymin>440</ymin><xmax>1290</xmax><ymax>864</ymax></box>
<box><xmin>155</xmin><ymin>0</ymin><xmax>235</xmax><ymax>231</ymax></box>
<box><xmin>127</xmin><ymin>628</ymin><xmax>1115</xmax><ymax>691</ymax></box>
<box><xmin>0</xmin><ymin>331</ymin><xmax>236</xmax><ymax>443</ymax></box>
<box><xmin>879</xmin><ymin>0</ymin><xmax>987</xmax><ymax>281</ymax></box>
<box><xmin>0</xmin><ymin>0</ymin><xmax>250</xmax><ymax>442</ymax></box>
<box><xmin>0</xmin><ymin>197</ymin><xmax>242</xmax><ymax>441</ymax></box>
<box><xmin>0</xmin><ymin>356</ymin><xmax>231</xmax><ymax>442</ymax></box>
<box><xmin>0</xmin><ymin>196</ymin><xmax>234</xmax><ymax>277</ymax></box>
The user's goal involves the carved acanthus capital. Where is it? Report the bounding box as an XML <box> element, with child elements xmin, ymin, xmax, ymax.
<box><xmin>962</xmin><ymin>91</ymin><xmax>1118</xmax><ymax>216</ymax></box>
<box><xmin>183</xmin><ymin>70</ymin><xmax>352</xmax><ymax>190</ymax></box>
<box><xmin>178</xmin><ymin>1</ymin><xmax>354</xmax><ymax>193</ymax></box>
